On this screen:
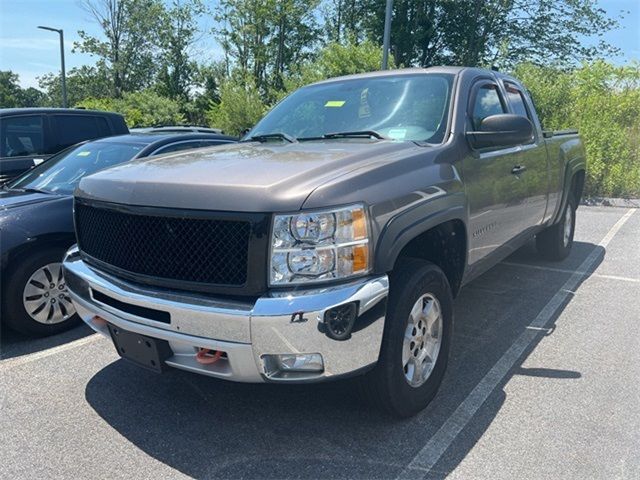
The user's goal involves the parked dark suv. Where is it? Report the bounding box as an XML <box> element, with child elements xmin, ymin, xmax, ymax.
<box><xmin>0</xmin><ymin>108</ymin><xmax>128</xmax><ymax>183</ymax></box>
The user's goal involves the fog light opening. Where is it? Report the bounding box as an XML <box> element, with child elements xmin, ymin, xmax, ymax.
<box><xmin>323</xmin><ymin>302</ymin><xmax>358</xmax><ymax>340</ymax></box>
<box><xmin>262</xmin><ymin>353</ymin><xmax>324</xmax><ymax>376</ymax></box>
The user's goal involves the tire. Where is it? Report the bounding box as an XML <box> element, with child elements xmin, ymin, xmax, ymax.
<box><xmin>536</xmin><ymin>196</ymin><xmax>576</xmax><ymax>261</ymax></box>
<box><xmin>359</xmin><ymin>258</ymin><xmax>454</xmax><ymax>418</ymax></box>
<box><xmin>2</xmin><ymin>246</ymin><xmax>80</xmax><ymax>336</ymax></box>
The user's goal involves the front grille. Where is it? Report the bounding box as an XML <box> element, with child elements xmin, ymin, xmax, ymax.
<box><xmin>75</xmin><ymin>201</ymin><xmax>261</xmax><ymax>292</ymax></box>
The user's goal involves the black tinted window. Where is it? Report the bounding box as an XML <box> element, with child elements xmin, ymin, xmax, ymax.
<box><xmin>471</xmin><ymin>84</ymin><xmax>506</xmax><ymax>129</ymax></box>
<box><xmin>153</xmin><ymin>141</ymin><xmax>203</xmax><ymax>155</ymax></box>
<box><xmin>504</xmin><ymin>82</ymin><xmax>531</xmax><ymax>119</ymax></box>
<box><xmin>53</xmin><ymin>115</ymin><xmax>104</xmax><ymax>149</ymax></box>
<box><xmin>1</xmin><ymin>115</ymin><xmax>44</xmax><ymax>157</ymax></box>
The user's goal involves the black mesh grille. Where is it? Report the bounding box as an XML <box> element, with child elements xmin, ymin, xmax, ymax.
<box><xmin>75</xmin><ymin>202</ymin><xmax>251</xmax><ymax>287</ymax></box>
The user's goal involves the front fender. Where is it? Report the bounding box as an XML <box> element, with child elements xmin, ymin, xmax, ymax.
<box><xmin>373</xmin><ymin>191</ymin><xmax>467</xmax><ymax>273</ymax></box>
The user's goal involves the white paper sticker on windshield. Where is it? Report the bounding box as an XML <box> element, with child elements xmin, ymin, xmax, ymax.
<box><xmin>325</xmin><ymin>100</ymin><xmax>345</xmax><ymax>107</ymax></box>
<box><xmin>388</xmin><ymin>129</ymin><xmax>407</xmax><ymax>140</ymax></box>
<box><xmin>77</xmin><ymin>151</ymin><xmax>91</xmax><ymax>157</ymax></box>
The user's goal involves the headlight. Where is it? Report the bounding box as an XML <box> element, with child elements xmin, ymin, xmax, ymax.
<box><xmin>270</xmin><ymin>204</ymin><xmax>370</xmax><ymax>285</ymax></box>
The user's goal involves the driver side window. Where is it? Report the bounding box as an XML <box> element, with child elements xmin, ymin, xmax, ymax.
<box><xmin>471</xmin><ymin>84</ymin><xmax>506</xmax><ymax>130</ymax></box>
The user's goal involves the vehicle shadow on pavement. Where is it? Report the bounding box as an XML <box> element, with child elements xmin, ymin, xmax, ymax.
<box><xmin>0</xmin><ymin>323</ymin><xmax>94</xmax><ymax>361</ymax></box>
<box><xmin>84</xmin><ymin>241</ymin><xmax>603</xmax><ymax>480</ymax></box>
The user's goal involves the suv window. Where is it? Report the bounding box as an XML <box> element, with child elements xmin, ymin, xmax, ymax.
<box><xmin>471</xmin><ymin>84</ymin><xmax>506</xmax><ymax>129</ymax></box>
<box><xmin>1</xmin><ymin>115</ymin><xmax>44</xmax><ymax>157</ymax></box>
<box><xmin>200</xmin><ymin>140</ymin><xmax>230</xmax><ymax>148</ymax></box>
<box><xmin>504</xmin><ymin>82</ymin><xmax>531</xmax><ymax>119</ymax></box>
<box><xmin>53</xmin><ymin>115</ymin><xmax>106</xmax><ymax>149</ymax></box>
<box><xmin>152</xmin><ymin>141</ymin><xmax>204</xmax><ymax>155</ymax></box>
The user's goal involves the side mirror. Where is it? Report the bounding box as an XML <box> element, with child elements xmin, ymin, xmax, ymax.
<box><xmin>467</xmin><ymin>114</ymin><xmax>534</xmax><ymax>149</ymax></box>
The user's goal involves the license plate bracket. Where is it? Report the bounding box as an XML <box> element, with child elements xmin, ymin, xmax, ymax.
<box><xmin>108</xmin><ymin>324</ymin><xmax>172</xmax><ymax>373</ymax></box>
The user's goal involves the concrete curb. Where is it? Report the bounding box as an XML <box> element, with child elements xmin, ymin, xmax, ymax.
<box><xmin>582</xmin><ymin>197</ymin><xmax>640</xmax><ymax>208</ymax></box>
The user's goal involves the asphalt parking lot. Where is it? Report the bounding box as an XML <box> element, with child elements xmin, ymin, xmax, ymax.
<box><xmin>1</xmin><ymin>205</ymin><xmax>638</xmax><ymax>480</ymax></box>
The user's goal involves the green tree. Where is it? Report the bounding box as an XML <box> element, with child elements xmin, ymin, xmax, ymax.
<box><xmin>78</xmin><ymin>90</ymin><xmax>185</xmax><ymax>127</ymax></box>
<box><xmin>156</xmin><ymin>0</ymin><xmax>206</xmax><ymax>103</ymax></box>
<box><xmin>352</xmin><ymin>0</ymin><xmax>620</xmax><ymax>68</ymax></box>
<box><xmin>0</xmin><ymin>71</ymin><xmax>23</xmax><ymax>107</ymax></box>
<box><xmin>38</xmin><ymin>66</ymin><xmax>111</xmax><ymax>107</ymax></box>
<box><xmin>214</xmin><ymin>0</ymin><xmax>320</xmax><ymax>97</ymax></box>
<box><xmin>0</xmin><ymin>71</ymin><xmax>47</xmax><ymax>107</ymax></box>
<box><xmin>76</xmin><ymin>0</ymin><xmax>164</xmax><ymax>97</ymax></box>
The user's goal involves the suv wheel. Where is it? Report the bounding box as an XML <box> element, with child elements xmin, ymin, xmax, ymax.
<box><xmin>3</xmin><ymin>247</ymin><xmax>80</xmax><ymax>336</ymax></box>
<box><xmin>360</xmin><ymin>258</ymin><xmax>453</xmax><ymax>417</ymax></box>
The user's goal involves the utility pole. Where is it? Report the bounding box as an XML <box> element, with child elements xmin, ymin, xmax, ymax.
<box><xmin>38</xmin><ymin>26</ymin><xmax>67</xmax><ymax>108</ymax></box>
<box><xmin>381</xmin><ymin>0</ymin><xmax>393</xmax><ymax>69</ymax></box>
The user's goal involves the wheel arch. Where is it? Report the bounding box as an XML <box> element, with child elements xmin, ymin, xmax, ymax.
<box><xmin>2</xmin><ymin>233</ymin><xmax>75</xmax><ymax>276</ymax></box>
<box><xmin>374</xmin><ymin>201</ymin><xmax>467</xmax><ymax>297</ymax></box>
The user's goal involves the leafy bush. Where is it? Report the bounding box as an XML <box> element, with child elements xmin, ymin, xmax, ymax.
<box><xmin>206</xmin><ymin>74</ymin><xmax>266</xmax><ymax>136</ymax></box>
<box><xmin>77</xmin><ymin>90</ymin><xmax>185</xmax><ymax>128</ymax></box>
<box><xmin>514</xmin><ymin>61</ymin><xmax>640</xmax><ymax>197</ymax></box>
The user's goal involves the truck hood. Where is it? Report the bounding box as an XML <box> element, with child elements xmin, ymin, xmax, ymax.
<box><xmin>76</xmin><ymin>140</ymin><xmax>418</xmax><ymax>212</ymax></box>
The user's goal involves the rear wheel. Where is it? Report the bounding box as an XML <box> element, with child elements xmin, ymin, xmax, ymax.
<box><xmin>359</xmin><ymin>259</ymin><xmax>453</xmax><ymax>418</ymax></box>
<box><xmin>536</xmin><ymin>196</ymin><xmax>576</xmax><ymax>261</ymax></box>
<box><xmin>2</xmin><ymin>247</ymin><xmax>80</xmax><ymax>336</ymax></box>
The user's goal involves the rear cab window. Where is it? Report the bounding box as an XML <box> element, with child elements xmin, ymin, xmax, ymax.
<box><xmin>504</xmin><ymin>81</ymin><xmax>536</xmax><ymax>143</ymax></box>
<box><xmin>504</xmin><ymin>82</ymin><xmax>531</xmax><ymax>120</ymax></box>
<box><xmin>0</xmin><ymin>115</ymin><xmax>45</xmax><ymax>157</ymax></box>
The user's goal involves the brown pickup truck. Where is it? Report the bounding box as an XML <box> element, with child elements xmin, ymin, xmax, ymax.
<box><xmin>63</xmin><ymin>67</ymin><xmax>586</xmax><ymax>417</ymax></box>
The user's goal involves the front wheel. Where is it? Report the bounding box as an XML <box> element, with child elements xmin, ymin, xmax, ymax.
<box><xmin>359</xmin><ymin>259</ymin><xmax>453</xmax><ymax>417</ymax></box>
<box><xmin>2</xmin><ymin>247</ymin><xmax>80</xmax><ymax>336</ymax></box>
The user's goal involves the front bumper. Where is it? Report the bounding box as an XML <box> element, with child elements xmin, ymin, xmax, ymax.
<box><xmin>63</xmin><ymin>247</ymin><xmax>388</xmax><ymax>383</ymax></box>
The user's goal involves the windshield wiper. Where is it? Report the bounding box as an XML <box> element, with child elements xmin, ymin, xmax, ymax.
<box><xmin>244</xmin><ymin>132</ymin><xmax>297</xmax><ymax>143</ymax></box>
<box><xmin>322</xmin><ymin>130</ymin><xmax>390</xmax><ymax>140</ymax></box>
<box><xmin>12</xmin><ymin>187</ymin><xmax>51</xmax><ymax>195</ymax></box>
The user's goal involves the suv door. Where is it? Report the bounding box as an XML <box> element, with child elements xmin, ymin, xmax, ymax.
<box><xmin>503</xmin><ymin>81</ymin><xmax>548</xmax><ymax>229</ymax></box>
<box><xmin>463</xmin><ymin>80</ymin><xmax>529</xmax><ymax>267</ymax></box>
<box><xmin>0</xmin><ymin>114</ymin><xmax>50</xmax><ymax>183</ymax></box>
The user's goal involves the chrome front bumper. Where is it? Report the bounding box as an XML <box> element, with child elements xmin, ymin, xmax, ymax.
<box><xmin>63</xmin><ymin>247</ymin><xmax>388</xmax><ymax>383</ymax></box>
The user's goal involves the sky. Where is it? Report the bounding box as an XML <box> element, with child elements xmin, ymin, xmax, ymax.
<box><xmin>0</xmin><ymin>0</ymin><xmax>639</xmax><ymax>90</ymax></box>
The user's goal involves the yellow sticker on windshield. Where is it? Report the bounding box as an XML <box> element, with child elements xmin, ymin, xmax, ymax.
<box><xmin>325</xmin><ymin>100</ymin><xmax>345</xmax><ymax>107</ymax></box>
<box><xmin>77</xmin><ymin>151</ymin><xmax>91</xmax><ymax>157</ymax></box>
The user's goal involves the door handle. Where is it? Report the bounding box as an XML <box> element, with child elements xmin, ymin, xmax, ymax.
<box><xmin>511</xmin><ymin>165</ymin><xmax>527</xmax><ymax>175</ymax></box>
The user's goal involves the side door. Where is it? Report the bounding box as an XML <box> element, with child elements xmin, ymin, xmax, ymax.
<box><xmin>503</xmin><ymin>81</ymin><xmax>548</xmax><ymax>229</ymax></box>
<box><xmin>463</xmin><ymin>80</ymin><xmax>529</xmax><ymax>267</ymax></box>
<box><xmin>0</xmin><ymin>114</ymin><xmax>50</xmax><ymax>183</ymax></box>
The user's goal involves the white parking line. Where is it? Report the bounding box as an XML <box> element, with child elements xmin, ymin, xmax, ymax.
<box><xmin>502</xmin><ymin>261</ymin><xmax>640</xmax><ymax>283</ymax></box>
<box><xmin>397</xmin><ymin>208</ymin><xmax>636</xmax><ymax>478</ymax></box>
<box><xmin>0</xmin><ymin>333</ymin><xmax>102</xmax><ymax>370</ymax></box>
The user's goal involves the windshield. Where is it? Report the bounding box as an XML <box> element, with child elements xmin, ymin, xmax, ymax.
<box><xmin>9</xmin><ymin>141</ymin><xmax>144</xmax><ymax>195</ymax></box>
<box><xmin>248</xmin><ymin>74</ymin><xmax>454</xmax><ymax>143</ymax></box>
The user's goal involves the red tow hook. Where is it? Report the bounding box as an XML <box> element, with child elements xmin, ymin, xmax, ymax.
<box><xmin>196</xmin><ymin>348</ymin><xmax>223</xmax><ymax>365</ymax></box>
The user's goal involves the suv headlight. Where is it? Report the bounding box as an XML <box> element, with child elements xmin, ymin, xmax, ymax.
<box><xmin>270</xmin><ymin>204</ymin><xmax>370</xmax><ymax>285</ymax></box>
